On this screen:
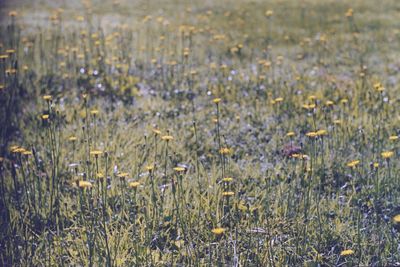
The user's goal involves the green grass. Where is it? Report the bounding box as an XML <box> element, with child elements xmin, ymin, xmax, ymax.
<box><xmin>0</xmin><ymin>0</ymin><xmax>400</xmax><ymax>266</ymax></box>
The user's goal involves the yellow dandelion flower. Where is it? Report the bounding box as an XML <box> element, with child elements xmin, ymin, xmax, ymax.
<box><xmin>145</xmin><ymin>165</ymin><xmax>154</xmax><ymax>172</ymax></box>
<box><xmin>43</xmin><ymin>95</ymin><xmax>52</xmax><ymax>101</ymax></box>
<box><xmin>265</xmin><ymin>10</ymin><xmax>273</xmax><ymax>17</ymax></box>
<box><xmin>78</xmin><ymin>180</ymin><xmax>93</xmax><ymax>189</ymax></box>
<box><xmin>340</xmin><ymin>249</ymin><xmax>354</xmax><ymax>256</ymax></box>
<box><xmin>219</xmin><ymin>147</ymin><xmax>232</xmax><ymax>155</ymax></box>
<box><xmin>340</xmin><ymin>98</ymin><xmax>348</xmax><ymax>104</ymax></box>
<box><xmin>345</xmin><ymin>8</ymin><xmax>353</xmax><ymax>17</ymax></box>
<box><xmin>274</xmin><ymin>97</ymin><xmax>283</xmax><ymax>103</ymax></box>
<box><xmin>152</xmin><ymin>128</ymin><xmax>162</xmax><ymax>135</ymax></box>
<box><xmin>393</xmin><ymin>214</ymin><xmax>400</xmax><ymax>223</ymax></box>
<box><xmin>129</xmin><ymin>181</ymin><xmax>140</xmax><ymax>188</ymax></box>
<box><xmin>347</xmin><ymin>160</ymin><xmax>360</xmax><ymax>168</ymax></box>
<box><xmin>222</xmin><ymin>191</ymin><xmax>234</xmax><ymax>197</ymax></box>
<box><xmin>79</xmin><ymin>110</ymin><xmax>87</xmax><ymax>118</ymax></box>
<box><xmin>68</xmin><ymin>136</ymin><xmax>78</xmax><ymax>141</ymax></box>
<box><xmin>42</xmin><ymin>114</ymin><xmax>49</xmax><ymax>120</ymax></box>
<box><xmin>381</xmin><ymin>151</ymin><xmax>394</xmax><ymax>159</ymax></box>
<box><xmin>117</xmin><ymin>172</ymin><xmax>129</xmax><ymax>178</ymax></box>
<box><xmin>291</xmin><ymin>154</ymin><xmax>309</xmax><ymax>160</ymax></box>
<box><xmin>302</xmin><ymin>104</ymin><xmax>316</xmax><ymax>110</ymax></box>
<box><xmin>16</xmin><ymin>147</ymin><xmax>26</xmax><ymax>154</ymax></box>
<box><xmin>325</xmin><ymin>100</ymin><xmax>334</xmax><ymax>106</ymax></box>
<box><xmin>90</xmin><ymin>150</ymin><xmax>103</xmax><ymax>156</ymax></box>
<box><xmin>316</xmin><ymin>129</ymin><xmax>327</xmax><ymax>136</ymax></box>
<box><xmin>22</xmin><ymin>150</ymin><xmax>32</xmax><ymax>156</ymax></box>
<box><xmin>308</xmin><ymin>95</ymin><xmax>317</xmax><ymax>101</ymax></box>
<box><xmin>17</xmin><ymin>148</ymin><xmax>27</xmax><ymax>153</ymax></box>
<box><xmin>96</xmin><ymin>173</ymin><xmax>104</xmax><ymax>179</ymax></box>
<box><xmin>373</xmin><ymin>162</ymin><xmax>379</xmax><ymax>168</ymax></box>
<box><xmin>173</xmin><ymin>167</ymin><xmax>186</xmax><ymax>172</ymax></box>
<box><xmin>161</xmin><ymin>135</ymin><xmax>173</xmax><ymax>141</ymax></box>
<box><xmin>306</xmin><ymin>132</ymin><xmax>318</xmax><ymax>138</ymax></box>
<box><xmin>286</xmin><ymin>131</ymin><xmax>295</xmax><ymax>137</ymax></box>
<box><xmin>238</xmin><ymin>202</ymin><xmax>248</xmax><ymax>211</ymax></box>
<box><xmin>90</xmin><ymin>109</ymin><xmax>99</xmax><ymax>115</ymax></box>
<box><xmin>222</xmin><ymin>177</ymin><xmax>234</xmax><ymax>182</ymax></box>
<box><xmin>213</xmin><ymin>98</ymin><xmax>221</xmax><ymax>104</ymax></box>
<box><xmin>389</xmin><ymin>136</ymin><xmax>398</xmax><ymax>141</ymax></box>
<box><xmin>9</xmin><ymin>145</ymin><xmax>19</xmax><ymax>152</ymax></box>
<box><xmin>211</xmin><ymin>227</ymin><xmax>225</xmax><ymax>235</ymax></box>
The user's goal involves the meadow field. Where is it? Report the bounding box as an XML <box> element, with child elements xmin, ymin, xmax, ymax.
<box><xmin>0</xmin><ymin>0</ymin><xmax>400</xmax><ymax>266</ymax></box>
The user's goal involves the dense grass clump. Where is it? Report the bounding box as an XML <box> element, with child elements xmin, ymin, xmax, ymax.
<box><xmin>0</xmin><ymin>0</ymin><xmax>400</xmax><ymax>266</ymax></box>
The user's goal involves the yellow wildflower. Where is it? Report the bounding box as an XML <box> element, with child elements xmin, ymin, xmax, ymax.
<box><xmin>302</xmin><ymin>104</ymin><xmax>316</xmax><ymax>110</ymax></box>
<box><xmin>129</xmin><ymin>182</ymin><xmax>140</xmax><ymax>188</ymax></box>
<box><xmin>152</xmin><ymin>128</ymin><xmax>162</xmax><ymax>135</ymax></box>
<box><xmin>219</xmin><ymin>147</ymin><xmax>232</xmax><ymax>155</ymax></box>
<box><xmin>78</xmin><ymin>181</ymin><xmax>93</xmax><ymax>189</ymax></box>
<box><xmin>213</xmin><ymin>98</ymin><xmax>221</xmax><ymax>104</ymax></box>
<box><xmin>291</xmin><ymin>154</ymin><xmax>309</xmax><ymax>160</ymax></box>
<box><xmin>161</xmin><ymin>135</ymin><xmax>173</xmax><ymax>141</ymax></box>
<box><xmin>90</xmin><ymin>150</ymin><xmax>103</xmax><ymax>156</ymax></box>
<box><xmin>22</xmin><ymin>150</ymin><xmax>32</xmax><ymax>156</ymax></box>
<box><xmin>316</xmin><ymin>129</ymin><xmax>327</xmax><ymax>136</ymax></box>
<box><xmin>68</xmin><ymin>136</ymin><xmax>78</xmax><ymax>141</ymax></box>
<box><xmin>211</xmin><ymin>227</ymin><xmax>225</xmax><ymax>235</ymax></box>
<box><xmin>325</xmin><ymin>100</ymin><xmax>334</xmax><ymax>106</ymax></box>
<box><xmin>345</xmin><ymin>8</ymin><xmax>353</xmax><ymax>17</ymax></box>
<box><xmin>286</xmin><ymin>132</ymin><xmax>295</xmax><ymax>137</ymax></box>
<box><xmin>308</xmin><ymin>95</ymin><xmax>317</xmax><ymax>101</ymax></box>
<box><xmin>145</xmin><ymin>165</ymin><xmax>154</xmax><ymax>171</ymax></box>
<box><xmin>306</xmin><ymin>132</ymin><xmax>318</xmax><ymax>138</ymax></box>
<box><xmin>265</xmin><ymin>10</ymin><xmax>273</xmax><ymax>17</ymax></box>
<box><xmin>173</xmin><ymin>167</ymin><xmax>186</xmax><ymax>172</ymax></box>
<box><xmin>381</xmin><ymin>151</ymin><xmax>394</xmax><ymax>159</ymax></box>
<box><xmin>222</xmin><ymin>191</ymin><xmax>234</xmax><ymax>197</ymax></box>
<box><xmin>347</xmin><ymin>160</ymin><xmax>360</xmax><ymax>168</ymax></box>
<box><xmin>340</xmin><ymin>249</ymin><xmax>354</xmax><ymax>256</ymax></box>
<box><xmin>90</xmin><ymin>109</ymin><xmax>99</xmax><ymax>115</ymax></box>
<box><xmin>117</xmin><ymin>172</ymin><xmax>129</xmax><ymax>178</ymax></box>
<box><xmin>222</xmin><ymin>177</ymin><xmax>234</xmax><ymax>182</ymax></box>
